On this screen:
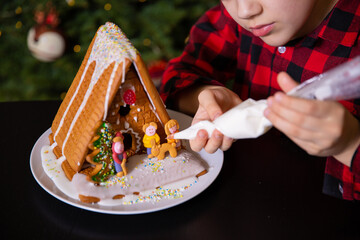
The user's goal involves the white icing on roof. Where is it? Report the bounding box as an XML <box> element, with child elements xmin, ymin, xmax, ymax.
<box><xmin>54</xmin><ymin>22</ymin><xmax>139</xmax><ymax>160</ymax></box>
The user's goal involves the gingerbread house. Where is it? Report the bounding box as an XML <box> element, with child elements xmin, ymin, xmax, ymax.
<box><xmin>49</xmin><ymin>22</ymin><xmax>170</xmax><ymax>181</ymax></box>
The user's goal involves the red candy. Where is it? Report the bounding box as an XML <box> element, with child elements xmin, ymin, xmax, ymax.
<box><xmin>123</xmin><ymin>89</ymin><xmax>136</xmax><ymax>105</ymax></box>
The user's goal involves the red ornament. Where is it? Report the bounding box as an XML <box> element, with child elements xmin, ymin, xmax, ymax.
<box><xmin>34</xmin><ymin>3</ymin><xmax>60</xmax><ymax>27</ymax></box>
<box><xmin>123</xmin><ymin>89</ymin><xmax>136</xmax><ymax>105</ymax></box>
<box><xmin>45</xmin><ymin>12</ymin><xmax>58</xmax><ymax>26</ymax></box>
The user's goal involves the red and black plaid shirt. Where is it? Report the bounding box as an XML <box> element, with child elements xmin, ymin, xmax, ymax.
<box><xmin>160</xmin><ymin>0</ymin><xmax>360</xmax><ymax>200</ymax></box>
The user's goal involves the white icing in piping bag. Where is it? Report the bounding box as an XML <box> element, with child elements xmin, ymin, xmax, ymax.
<box><xmin>174</xmin><ymin>56</ymin><xmax>360</xmax><ymax>140</ymax></box>
<box><xmin>174</xmin><ymin>99</ymin><xmax>271</xmax><ymax>140</ymax></box>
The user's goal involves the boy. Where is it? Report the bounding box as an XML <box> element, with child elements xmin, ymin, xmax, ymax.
<box><xmin>160</xmin><ymin>0</ymin><xmax>360</xmax><ymax>200</ymax></box>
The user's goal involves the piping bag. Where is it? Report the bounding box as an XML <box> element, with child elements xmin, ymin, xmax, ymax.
<box><xmin>173</xmin><ymin>56</ymin><xmax>360</xmax><ymax>140</ymax></box>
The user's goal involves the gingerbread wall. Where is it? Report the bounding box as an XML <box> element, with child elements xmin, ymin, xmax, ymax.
<box><xmin>106</xmin><ymin>65</ymin><xmax>167</xmax><ymax>153</ymax></box>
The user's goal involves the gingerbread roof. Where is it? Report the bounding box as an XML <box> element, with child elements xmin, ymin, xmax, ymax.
<box><xmin>50</xmin><ymin>22</ymin><xmax>170</xmax><ymax>172</ymax></box>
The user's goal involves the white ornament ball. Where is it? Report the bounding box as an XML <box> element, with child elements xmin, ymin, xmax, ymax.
<box><xmin>27</xmin><ymin>27</ymin><xmax>65</xmax><ymax>62</ymax></box>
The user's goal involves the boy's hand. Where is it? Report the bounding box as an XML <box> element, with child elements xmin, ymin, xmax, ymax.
<box><xmin>190</xmin><ymin>86</ymin><xmax>242</xmax><ymax>153</ymax></box>
<box><xmin>265</xmin><ymin>72</ymin><xmax>360</xmax><ymax>166</ymax></box>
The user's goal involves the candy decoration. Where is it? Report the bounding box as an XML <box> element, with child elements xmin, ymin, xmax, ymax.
<box><xmin>123</xmin><ymin>89</ymin><xmax>136</xmax><ymax>105</ymax></box>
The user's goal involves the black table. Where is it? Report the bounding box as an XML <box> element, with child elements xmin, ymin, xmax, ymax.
<box><xmin>2</xmin><ymin>101</ymin><xmax>360</xmax><ymax>239</ymax></box>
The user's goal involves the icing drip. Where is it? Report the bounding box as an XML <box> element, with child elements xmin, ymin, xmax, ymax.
<box><xmin>103</xmin><ymin>61</ymin><xmax>120</xmax><ymax>121</ymax></box>
<box><xmin>58</xmin><ymin>156</ymin><xmax>66</xmax><ymax>162</ymax></box>
<box><xmin>50</xmin><ymin>142</ymin><xmax>57</xmax><ymax>150</ymax></box>
<box><xmin>132</xmin><ymin>63</ymin><xmax>162</xmax><ymax>124</ymax></box>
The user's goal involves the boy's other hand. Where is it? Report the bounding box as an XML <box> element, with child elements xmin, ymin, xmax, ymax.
<box><xmin>265</xmin><ymin>72</ymin><xmax>360</xmax><ymax>166</ymax></box>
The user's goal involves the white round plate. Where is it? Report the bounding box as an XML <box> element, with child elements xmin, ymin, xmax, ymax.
<box><xmin>30</xmin><ymin>110</ymin><xmax>223</xmax><ymax>214</ymax></box>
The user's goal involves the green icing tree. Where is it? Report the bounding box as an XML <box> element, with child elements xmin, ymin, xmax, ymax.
<box><xmin>90</xmin><ymin>122</ymin><xmax>116</xmax><ymax>182</ymax></box>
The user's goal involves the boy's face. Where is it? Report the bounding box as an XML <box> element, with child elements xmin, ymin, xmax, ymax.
<box><xmin>221</xmin><ymin>0</ymin><xmax>337</xmax><ymax>46</ymax></box>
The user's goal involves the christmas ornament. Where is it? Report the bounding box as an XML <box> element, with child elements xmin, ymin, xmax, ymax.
<box><xmin>27</xmin><ymin>3</ymin><xmax>66</xmax><ymax>62</ymax></box>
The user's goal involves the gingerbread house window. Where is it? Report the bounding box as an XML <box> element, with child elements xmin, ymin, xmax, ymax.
<box><xmin>119</xmin><ymin>104</ymin><xmax>131</xmax><ymax>117</ymax></box>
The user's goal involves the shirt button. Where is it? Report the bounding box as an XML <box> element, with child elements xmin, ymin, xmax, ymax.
<box><xmin>278</xmin><ymin>46</ymin><xmax>286</xmax><ymax>54</ymax></box>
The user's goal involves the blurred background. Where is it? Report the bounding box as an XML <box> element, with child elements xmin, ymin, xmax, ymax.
<box><xmin>0</xmin><ymin>0</ymin><xmax>218</xmax><ymax>101</ymax></box>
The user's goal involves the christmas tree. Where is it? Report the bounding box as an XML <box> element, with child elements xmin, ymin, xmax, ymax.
<box><xmin>0</xmin><ymin>0</ymin><xmax>218</xmax><ymax>101</ymax></box>
<box><xmin>88</xmin><ymin>122</ymin><xmax>116</xmax><ymax>182</ymax></box>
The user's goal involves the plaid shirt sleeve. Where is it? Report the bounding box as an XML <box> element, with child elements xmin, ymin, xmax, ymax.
<box><xmin>351</xmin><ymin>149</ymin><xmax>360</xmax><ymax>199</ymax></box>
<box><xmin>324</xmin><ymin>149</ymin><xmax>360</xmax><ymax>200</ymax></box>
<box><xmin>160</xmin><ymin>4</ymin><xmax>239</xmax><ymax>109</ymax></box>
<box><xmin>160</xmin><ymin>0</ymin><xmax>360</xmax><ymax>200</ymax></box>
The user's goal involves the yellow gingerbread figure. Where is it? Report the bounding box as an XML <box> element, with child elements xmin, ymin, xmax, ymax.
<box><xmin>142</xmin><ymin>122</ymin><xmax>160</xmax><ymax>157</ymax></box>
<box><xmin>165</xmin><ymin>119</ymin><xmax>181</xmax><ymax>150</ymax></box>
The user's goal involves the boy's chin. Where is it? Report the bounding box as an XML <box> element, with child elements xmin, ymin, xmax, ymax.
<box><xmin>260</xmin><ymin>35</ymin><xmax>292</xmax><ymax>47</ymax></box>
